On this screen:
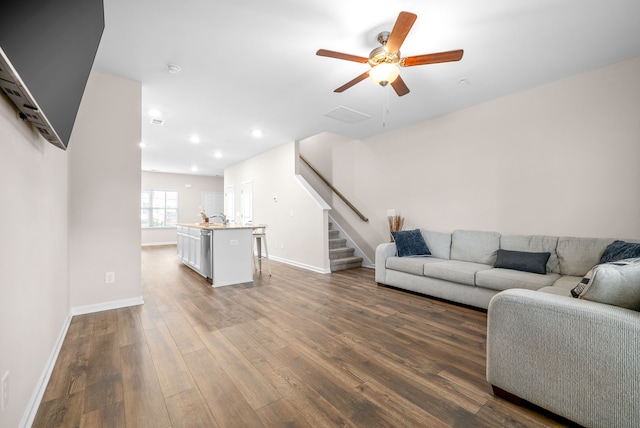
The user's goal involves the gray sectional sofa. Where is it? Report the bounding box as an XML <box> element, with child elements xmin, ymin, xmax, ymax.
<box><xmin>375</xmin><ymin>229</ymin><xmax>614</xmax><ymax>310</ymax></box>
<box><xmin>376</xmin><ymin>229</ymin><xmax>640</xmax><ymax>427</ymax></box>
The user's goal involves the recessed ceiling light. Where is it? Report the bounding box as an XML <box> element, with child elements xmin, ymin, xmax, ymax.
<box><xmin>214</xmin><ymin>151</ymin><xmax>222</xmax><ymax>159</ymax></box>
<box><xmin>191</xmin><ymin>165</ymin><xmax>198</xmax><ymax>172</ymax></box>
<box><xmin>139</xmin><ymin>142</ymin><xmax>146</xmax><ymax>148</ymax></box>
<box><xmin>190</xmin><ymin>135</ymin><xmax>200</xmax><ymax>143</ymax></box>
<box><xmin>149</xmin><ymin>109</ymin><xmax>161</xmax><ymax>117</ymax></box>
<box><xmin>252</xmin><ymin>129</ymin><xmax>263</xmax><ymax>138</ymax></box>
<box><xmin>167</xmin><ymin>63</ymin><xmax>182</xmax><ymax>74</ymax></box>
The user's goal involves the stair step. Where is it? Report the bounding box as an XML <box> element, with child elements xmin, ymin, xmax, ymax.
<box><xmin>328</xmin><ymin>229</ymin><xmax>340</xmax><ymax>239</ymax></box>
<box><xmin>329</xmin><ymin>238</ymin><xmax>347</xmax><ymax>249</ymax></box>
<box><xmin>329</xmin><ymin>247</ymin><xmax>354</xmax><ymax>259</ymax></box>
<box><xmin>330</xmin><ymin>256</ymin><xmax>363</xmax><ymax>271</ymax></box>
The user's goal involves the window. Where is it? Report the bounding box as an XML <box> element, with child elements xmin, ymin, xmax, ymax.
<box><xmin>141</xmin><ymin>190</ymin><xmax>178</xmax><ymax>228</ymax></box>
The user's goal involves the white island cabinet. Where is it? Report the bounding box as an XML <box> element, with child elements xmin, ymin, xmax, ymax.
<box><xmin>177</xmin><ymin>223</ymin><xmax>254</xmax><ymax>287</ymax></box>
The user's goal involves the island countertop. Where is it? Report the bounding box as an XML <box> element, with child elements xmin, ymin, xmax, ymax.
<box><xmin>178</xmin><ymin>223</ymin><xmax>256</xmax><ymax>230</ymax></box>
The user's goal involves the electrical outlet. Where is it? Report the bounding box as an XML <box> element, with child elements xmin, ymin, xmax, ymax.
<box><xmin>1</xmin><ymin>371</ymin><xmax>9</xmax><ymax>412</ymax></box>
<box><xmin>105</xmin><ymin>272</ymin><xmax>115</xmax><ymax>284</ymax></box>
<box><xmin>230</xmin><ymin>240</ymin><xmax>238</xmax><ymax>245</ymax></box>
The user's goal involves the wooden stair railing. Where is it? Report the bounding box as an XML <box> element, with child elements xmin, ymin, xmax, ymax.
<box><xmin>299</xmin><ymin>154</ymin><xmax>368</xmax><ymax>222</ymax></box>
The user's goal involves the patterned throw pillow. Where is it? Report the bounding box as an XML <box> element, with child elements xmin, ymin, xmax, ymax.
<box><xmin>391</xmin><ymin>229</ymin><xmax>431</xmax><ymax>257</ymax></box>
<box><xmin>599</xmin><ymin>240</ymin><xmax>640</xmax><ymax>264</ymax></box>
<box><xmin>571</xmin><ymin>258</ymin><xmax>640</xmax><ymax>311</ymax></box>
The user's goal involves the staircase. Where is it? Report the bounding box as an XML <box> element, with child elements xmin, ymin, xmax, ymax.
<box><xmin>328</xmin><ymin>223</ymin><xmax>363</xmax><ymax>271</ymax></box>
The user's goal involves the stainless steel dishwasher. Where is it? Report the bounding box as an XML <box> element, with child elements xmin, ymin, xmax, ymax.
<box><xmin>200</xmin><ymin>229</ymin><xmax>212</xmax><ymax>278</ymax></box>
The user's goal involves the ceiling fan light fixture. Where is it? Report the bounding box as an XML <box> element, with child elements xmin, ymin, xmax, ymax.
<box><xmin>369</xmin><ymin>63</ymin><xmax>400</xmax><ymax>86</ymax></box>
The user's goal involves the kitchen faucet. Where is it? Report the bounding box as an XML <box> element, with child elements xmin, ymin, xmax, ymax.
<box><xmin>210</xmin><ymin>213</ymin><xmax>228</xmax><ymax>224</ymax></box>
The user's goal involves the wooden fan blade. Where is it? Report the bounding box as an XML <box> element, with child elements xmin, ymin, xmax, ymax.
<box><xmin>402</xmin><ymin>49</ymin><xmax>464</xmax><ymax>67</ymax></box>
<box><xmin>334</xmin><ymin>70</ymin><xmax>370</xmax><ymax>93</ymax></box>
<box><xmin>391</xmin><ymin>75</ymin><xmax>410</xmax><ymax>97</ymax></box>
<box><xmin>316</xmin><ymin>49</ymin><xmax>369</xmax><ymax>63</ymax></box>
<box><xmin>386</xmin><ymin>11</ymin><xmax>417</xmax><ymax>53</ymax></box>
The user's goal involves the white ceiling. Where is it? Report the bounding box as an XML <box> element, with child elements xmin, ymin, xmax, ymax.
<box><xmin>93</xmin><ymin>0</ymin><xmax>640</xmax><ymax>177</ymax></box>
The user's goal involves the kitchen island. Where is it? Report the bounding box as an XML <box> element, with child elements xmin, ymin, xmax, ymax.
<box><xmin>177</xmin><ymin>223</ymin><xmax>254</xmax><ymax>287</ymax></box>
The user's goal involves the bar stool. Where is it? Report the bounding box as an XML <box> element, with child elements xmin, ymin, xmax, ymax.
<box><xmin>253</xmin><ymin>225</ymin><xmax>271</xmax><ymax>276</ymax></box>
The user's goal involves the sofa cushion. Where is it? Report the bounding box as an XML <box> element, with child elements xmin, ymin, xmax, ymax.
<box><xmin>391</xmin><ymin>229</ymin><xmax>431</xmax><ymax>257</ymax></box>
<box><xmin>570</xmin><ymin>258</ymin><xmax>640</xmax><ymax>310</ymax></box>
<box><xmin>494</xmin><ymin>249</ymin><xmax>551</xmax><ymax>274</ymax></box>
<box><xmin>550</xmin><ymin>275</ymin><xmax>584</xmax><ymax>292</ymax></box>
<box><xmin>599</xmin><ymin>240</ymin><xmax>640</xmax><ymax>264</ymax></box>
<box><xmin>500</xmin><ymin>234</ymin><xmax>559</xmax><ymax>273</ymax></box>
<box><xmin>423</xmin><ymin>260</ymin><xmax>492</xmax><ymax>286</ymax></box>
<box><xmin>386</xmin><ymin>256</ymin><xmax>444</xmax><ymax>276</ymax></box>
<box><xmin>450</xmin><ymin>230</ymin><xmax>501</xmax><ymax>265</ymax></box>
<box><xmin>476</xmin><ymin>268</ymin><xmax>560</xmax><ymax>292</ymax></box>
<box><xmin>423</xmin><ymin>230</ymin><xmax>451</xmax><ymax>260</ymax></box>
<box><xmin>556</xmin><ymin>236</ymin><xmax>614</xmax><ymax>276</ymax></box>
<box><xmin>537</xmin><ymin>276</ymin><xmax>584</xmax><ymax>297</ymax></box>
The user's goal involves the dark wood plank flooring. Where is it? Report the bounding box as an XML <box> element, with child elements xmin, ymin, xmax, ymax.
<box><xmin>33</xmin><ymin>245</ymin><xmax>573</xmax><ymax>427</ymax></box>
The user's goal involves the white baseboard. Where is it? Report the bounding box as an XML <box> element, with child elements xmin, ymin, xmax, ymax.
<box><xmin>71</xmin><ymin>296</ymin><xmax>145</xmax><ymax>316</ymax></box>
<box><xmin>269</xmin><ymin>255</ymin><xmax>331</xmax><ymax>274</ymax></box>
<box><xmin>20</xmin><ymin>313</ymin><xmax>72</xmax><ymax>428</ymax></box>
<box><xmin>141</xmin><ymin>241</ymin><xmax>176</xmax><ymax>247</ymax></box>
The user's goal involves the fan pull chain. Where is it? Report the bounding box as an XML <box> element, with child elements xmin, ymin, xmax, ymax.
<box><xmin>382</xmin><ymin>85</ymin><xmax>390</xmax><ymax>127</ymax></box>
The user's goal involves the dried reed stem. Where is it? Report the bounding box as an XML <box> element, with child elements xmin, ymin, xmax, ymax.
<box><xmin>388</xmin><ymin>214</ymin><xmax>404</xmax><ymax>241</ymax></box>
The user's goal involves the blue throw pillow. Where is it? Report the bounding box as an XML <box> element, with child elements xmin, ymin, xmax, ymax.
<box><xmin>391</xmin><ymin>229</ymin><xmax>431</xmax><ymax>257</ymax></box>
<box><xmin>600</xmin><ymin>240</ymin><xmax>640</xmax><ymax>264</ymax></box>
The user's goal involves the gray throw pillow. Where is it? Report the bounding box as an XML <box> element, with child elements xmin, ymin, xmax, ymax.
<box><xmin>571</xmin><ymin>258</ymin><xmax>640</xmax><ymax>311</ymax></box>
<box><xmin>494</xmin><ymin>249</ymin><xmax>550</xmax><ymax>274</ymax></box>
<box><xmin>391</xmin><ymin>229</ymin><xmax>431</xmax><ymax>257</ymax></box>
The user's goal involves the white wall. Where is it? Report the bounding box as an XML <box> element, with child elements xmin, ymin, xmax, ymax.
<box><xmin>68</xmin><ymin>71</ymin><xmax>142</xmax><ymax>311</ymax></box>
<box><xmin>301</xmin><ymin>57</ymin><xmax>640</xmax><ymax>261</ymax></box>
<box><xmin>0</xmin><ymin>91</ymin><xmax>70</xmax><ymax>428</ymax></box>
<box><xmin>225</xmin><ymin>142</ymin><xmax>330</xmax><ymax>272</ymax></box>
<box><xmin>141</xmin><ymin>171</ymin><xmax>224</xmax><ymax>245</ymax></box>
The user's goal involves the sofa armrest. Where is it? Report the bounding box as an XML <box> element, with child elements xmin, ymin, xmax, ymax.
<box><xmin>375</xmin><ymin>243</ymin><xmax>396</xmax><ymax>283</ymax></box>
<box><xmin>487</xmin><ymin>289</ymin><xmax>640</xmax><ymax>428</ymax></box>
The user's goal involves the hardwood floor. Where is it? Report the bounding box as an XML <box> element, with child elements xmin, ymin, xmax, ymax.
<box><xmin>33</xmin><ymin>245</ymin><xmax>574</xmax><ymax>427</ymax></box>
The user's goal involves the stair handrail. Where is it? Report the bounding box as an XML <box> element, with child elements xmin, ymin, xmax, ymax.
<box><xmin>299</xmin><ymin>154</ymin><xmax>369</xmax><ymax>222</ymax></box>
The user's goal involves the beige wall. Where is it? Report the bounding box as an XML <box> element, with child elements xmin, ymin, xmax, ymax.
<box><xmin>0</xmin><ymin>70</ymin><xmax>142</xmax><ymax>427</ymax></box>
<box><xmin>301</xmin><ymin>57</ymin><xmax>640</xmax><ymax>261</ymax></box>
<box><xmin>0</xmin><ymin>92</ymin><xmax>70</xmax><ymax>428</ymax></box>
<box><xmin>141</xmin><ymin>171</ymin><xmax>224</xmax><ymax>245</ymax></box>
<box><xmin>225</xmin><ymin>142</ymin><xmax>330</xmax><ymax>272</ymax></box>
<box><xmin>68</xmin><ymin>71</ymin><xmax>142</xmax><ymax>310</ymax></box>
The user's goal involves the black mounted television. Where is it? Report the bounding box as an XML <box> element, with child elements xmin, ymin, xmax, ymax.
<box><xmin>0</xmin><ymin>0</ymin><xmax>104</xmax><ymax>150</ymax></box>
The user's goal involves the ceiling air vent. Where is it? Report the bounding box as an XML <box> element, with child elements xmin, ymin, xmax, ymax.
<box><xmin>150</xmin><ymin>118</ymin><xmax>164</xmax><ymax>126</ymax></box>
<box><xmin>324</xmin><ymin>106</ymin><xmax>371</xmax><ymax>124</ymax></box>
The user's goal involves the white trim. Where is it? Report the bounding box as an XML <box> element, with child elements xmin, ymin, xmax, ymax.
<box><xmin>20</xmin><ymin>313</ymin><xmax>72</xmax><ymax>428</ymax></box>
<box><xmin>71</xmin><ymin>296</ymin><xmax>144</xmax><ymax>316</ymax></box>
<box><xmin>269</xmin><ymin>255</ymin><xmax>331</xmax><ymax>274</ymax></box>
<box><xmin>141</xmin><ymin>241</ymin><xmax>176</xmax><ymax>247</ymax></box>
<box><xmin>294</xmin><ymin>174</ymin><xmax>331</xmax><ymax>211</ymax></box>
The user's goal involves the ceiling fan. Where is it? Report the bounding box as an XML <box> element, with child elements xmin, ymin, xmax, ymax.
<box><xmin>316</xmin><ymin>11</ymin><xmax>463</xmax><ymax>96</ymax></box>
